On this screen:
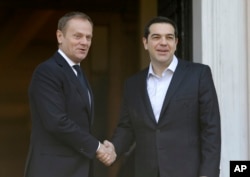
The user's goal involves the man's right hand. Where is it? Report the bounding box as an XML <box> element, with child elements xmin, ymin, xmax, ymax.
<box><xmin>96</xmin><ymin>140</ymin><xmax>117</xmax><ymax>166</ymax></box>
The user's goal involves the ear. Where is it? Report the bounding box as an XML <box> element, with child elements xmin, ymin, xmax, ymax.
<box><xmin>56</xmin><ymin>30</ymin><xmax>63</xmax><ymax>44</ymax></box>
<box><xmin>142</xmin><ymin>37</ymin><xmax>148</xmax><ymax>50</ymax></box>
<box><xmin>175</xmin><ymin>37</ymin><xmax>178</xmax><ymax>45</ymax></box>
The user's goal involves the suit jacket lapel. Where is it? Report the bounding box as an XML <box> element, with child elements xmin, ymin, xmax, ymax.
<box><xmin>139</xmin><ymin>68</ymin><xmax>158</xmax><ymax>124</ymax></box>
<box><xmin>54</xmin><ymin>52</ymin><xmax>92</xmax><ymax>118</ymax></box>
<box><xmin>158</xmin><ymin>59</ymin><xmax>189</xmax><ymax>123</ymax></box>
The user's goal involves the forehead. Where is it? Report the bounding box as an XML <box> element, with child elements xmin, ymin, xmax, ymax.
<box><xmin>149</xmin><ymin>23</ymin><xmax>175</xmax><ymax>35</ymax></box>
<box><xmin>65</xmin><ymin>18</ymin><xmax>93</xmax><ymax>33</ymax></box>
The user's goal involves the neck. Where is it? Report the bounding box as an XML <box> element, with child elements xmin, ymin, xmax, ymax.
<box><xmin>151</xmin><ymin>60</ymin><xmax>172</xmax><ymax>76</ymax></box>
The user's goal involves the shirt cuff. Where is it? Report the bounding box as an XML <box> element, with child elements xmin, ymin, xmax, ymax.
<box><xmin>96</xmin><ymin>141</ymin><xmax>101</xmax><ymax>152</ymax></box>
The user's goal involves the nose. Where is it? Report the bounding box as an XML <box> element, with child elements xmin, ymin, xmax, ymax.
<box><xmin>80</xmin><ymin>37</ymin><xmax>87</xmax><ymax>44</ymax></box>
<box><xmin>160</xmin><ymin>37</ymin><xmax>168</xmax><ymax>45</ymax></box>
<box><xmin>80</xmin><ymin>36</ymin><xmax>90</xmax><ymax>45</ymax></box>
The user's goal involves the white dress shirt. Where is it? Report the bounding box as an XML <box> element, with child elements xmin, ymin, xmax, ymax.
<box><xmin>58</xmin><ymin>49</ymin><xmax>78</xmax><ymax>74</ymax></box>
<box><xmin>147</xmin><ymin>56</ymin><xmax>178</xmax><ymax>122</ymax></box>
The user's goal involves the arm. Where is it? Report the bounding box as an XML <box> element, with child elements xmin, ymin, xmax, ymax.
<box><xmin>111</xmin><ymin>81</ymin><xmax>135</xmax><ymax>157</ymax></box>
<box><xmin>198</xmin><ymin>66</ymin><xmax>221</xmax><ymax>177</ymax></box>
<box><xmin>29</xmin><ymin>64</ymin><xmax>99</xmax><ymax>159</ymax></box>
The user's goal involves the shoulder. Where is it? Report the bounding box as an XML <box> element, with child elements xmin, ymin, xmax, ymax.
<box><xmin>177</xmin><ymin>59</ymin><xmax>211</xmax><ymax>74</ymax></box>
<box><xmin>125</xmin><ymin>67</ymin><xmax>148</xmax><ymax>83</ymax></box>
<box><xmin>31</xmin><ymin>53</ymin><xmax>64</xmax><ymax>81</ymax></box>
<box><xmin>34</xmin><ymin>52</ymin><xmax>63</xmax><ymax>73</ymax></box>
<box><xmin>178</xmin><ymin>59</ymin><xmax>209</xmax><ymax>68</ymax></box>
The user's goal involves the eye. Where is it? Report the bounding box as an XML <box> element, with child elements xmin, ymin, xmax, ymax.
<box><xmin>73</xmin><ymin>34</ymin><xmax>81</xmax><ymax>39</ymax></box>
<box><xmin>151</xmin><ymin>35</ymin><xmax>160</xmax><ymax>40</ymax></box>
<box><xmin>86</xmin><ymin>35</ymin><xmax>92</xmax><ymax>41</ymax></box>
<box><xmin>166</xmin><ymin>35</ymin><xmax>175</xmax><ymax>40</ymax></box>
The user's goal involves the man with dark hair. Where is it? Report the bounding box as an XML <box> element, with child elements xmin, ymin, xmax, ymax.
<box><xmin>100</xmin><ymin>16</ymin><xmax>221</xmax><ymax>177</ymax></box>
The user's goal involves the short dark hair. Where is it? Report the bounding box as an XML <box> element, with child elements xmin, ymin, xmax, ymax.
<box><xmin>143</xmin><ymin>16</ymin><xmax>178</xmax><ymax>39</ymax></box>
<box><xmin>57</xmin><ymin>11</ymin><xmax>93</xmax><ymax>33</ymax></box>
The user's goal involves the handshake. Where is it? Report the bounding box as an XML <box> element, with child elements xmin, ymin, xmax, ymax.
<box><xmin>96</xmin><ymin>140</ymin><xmax>117</xmax><ymax>166</ymax></box>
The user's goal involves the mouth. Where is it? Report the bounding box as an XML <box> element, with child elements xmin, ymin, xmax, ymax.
<box><xmin>78</xmin><ymin>48</ymin><xmax>87</xmax><ymax>53</ymax></box>
<box><xmin>157</xmin><ymin>49</ymin><xmax>169</xmax><ymax>55</ymax></box>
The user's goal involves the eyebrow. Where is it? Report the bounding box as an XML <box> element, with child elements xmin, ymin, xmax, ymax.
<box><xmin>151</xmin><ymin>33</ymin><xmax>175</xmax><ymax>37</ymax></box>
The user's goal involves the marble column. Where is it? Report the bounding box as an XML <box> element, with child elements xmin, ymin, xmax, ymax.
<box><xmin>193</xmin><ymin>0</ymin><xmax>249</xmax><ymax>176</ymax></box>
<box><xmin>247</xmin><ymin>0</ymin><xmax>250</xmax><ymax>160</ymax></box>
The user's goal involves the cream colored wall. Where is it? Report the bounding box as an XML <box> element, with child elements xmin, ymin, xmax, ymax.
<box><xmin>247</xmin><ymin>0</ymin><xmax>250</xmax><ymax>160</ymax></box>
<box><xmin>193</xmin><ymin>0</ymin><xmax>250</xmax><ymax>177</ymax></box>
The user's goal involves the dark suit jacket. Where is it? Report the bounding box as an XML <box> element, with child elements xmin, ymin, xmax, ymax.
<box><xmin>24</xmin><ymin>52</ymin><xmax>99</xmax><ymax>177</ymax></box>
<box><xmin>112</xmin><ymin>59</ymin><xmax>221</xmax><ymax>177</ymax></box>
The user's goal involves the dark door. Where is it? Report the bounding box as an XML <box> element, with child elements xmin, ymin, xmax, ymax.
<box><xmin>158</xmin><ymin>0</ymin><xmax>193</xmax><ymax>61</ymax></box>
